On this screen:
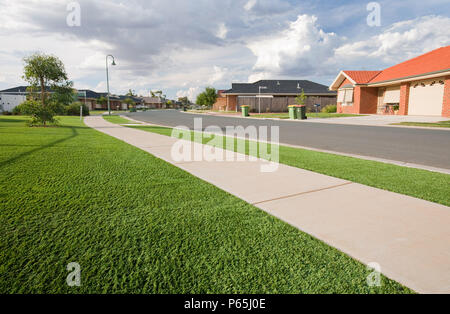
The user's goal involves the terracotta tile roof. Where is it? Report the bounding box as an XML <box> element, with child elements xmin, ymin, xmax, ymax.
<box><xmin>343</xmin><ymin>71</ymin><xmax>381</xmax><ymax>84</ymax></box>
<box><xmin>370</xmin><ymin>46</ymin><xmax>450</xmax><ymax>83</ymax></box>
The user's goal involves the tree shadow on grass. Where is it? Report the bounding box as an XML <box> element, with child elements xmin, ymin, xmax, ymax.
<box><xmin>0</xmin><ymin>126</ymin><xmax>79</xmax><ymax>169</ymax></box>
<box><xmin>0</xmin><ymin>118</ymin><xmax>29</xmax><ymax>123</ymax></box>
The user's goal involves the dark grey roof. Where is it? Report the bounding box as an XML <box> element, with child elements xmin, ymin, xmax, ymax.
<box><xmin>223</xmin><ymin>80</ymin><xmax>336</xmax><ymax>95</ymax></box>
<box><xmin>0</xmin><ymin>86</ymin><xmax>52</xmax><ymax>94</ymax></box>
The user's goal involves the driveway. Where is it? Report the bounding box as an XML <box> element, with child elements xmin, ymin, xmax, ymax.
<box><xmin>126</xmin><ymin>110</ymin><xmax>450</xmax><ymax>170</ymax></box>
<box><xmin>306</xmin><ymin>114</ymin><xmax>446</xmax><ymax>126</ymax></box>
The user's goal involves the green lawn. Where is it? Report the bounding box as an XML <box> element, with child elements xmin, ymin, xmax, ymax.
<box><xmin>124</xmin><ymin>124</ymin><xmax>450</xmax><ymax>207</ymax></box>
<box><xmin>0</xmin><ymin>116</ymin><xmax>412</xmax><ymax>293</ymax></box>
<box><xmin>392</xmin><ymin>121</ymin><xmax>450</xmax><ymax>128</ymax></box>
<box><xmin>103</xmin><ymin>115</ymin><xmax>140</xmax><ymax>124</ymax></box>
<box><xmin>249</xmin><ymin>113</ymin><xmax>364</xmax><ymax>119</ymax></box>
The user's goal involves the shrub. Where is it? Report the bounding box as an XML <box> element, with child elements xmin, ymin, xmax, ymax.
<box><xmin>65</xmin><ymin>102</ymin><xmax>90</xmax><ymax>116</ymax></box>
<box><xmin>15</xmin><ymin>100</ymin><xmax>58</xmax><ymax>126</ymax></box>
<box><xmin>321</xmin><ymin>104</ymin><xmax>337</xmax><ymax>113</ymax></box>
<box><xmin>12</xmin><ymin>106</ymin><xmax>22</xmax><ymax>115</ymax></box>
<box><xmin>2</xmin><ymin>111</ymin><xmax>12</xmax><ymax>115</ymax></box>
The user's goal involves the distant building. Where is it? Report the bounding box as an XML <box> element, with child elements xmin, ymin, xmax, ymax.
<box><xmin>0</xmin><ymin>86</ymin><xmax>142</xmax><ymax>112</ymax></box>
<box><xmin>215</xmin><ymin>80</ymin><xmax>337</xmax><ymax>112</ymax></box>
<box><xmin>141</xmin><ymin>97</ymin><xmax>165</xmax><ymax>109</ymax></box>
<box><xmin>0</xmin><ymin>86</ymin><xmax>28</xmax><ymax>112</ymax></box>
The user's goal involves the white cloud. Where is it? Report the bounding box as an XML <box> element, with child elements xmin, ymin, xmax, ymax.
<box><xmin>244</xmin><ymin>0</ymin><xmax>257</xmax><ymax>11</ymax></box>
<box><xmin>335</xmin><ymin>15</ymin><xmax>450</xmax><ymax>65</ymax></box>
<box><xmin>247</xmin><ymin>14</ymin><xmax>339</xmax><ymax>80</ymax></box>
<box><xmin>176</xmin><ymin>87</ymin><xmax>200</xmax><ymax>101</ymax></box>
<box><xmin>246</xmin><ymin>14</ymin><xmax>450</xmax><ymax>83</ymax></box>
<box><xmin>216</xmin><ymin>23</ymin><xmax>228</xmax><ymax>40</ymax></box>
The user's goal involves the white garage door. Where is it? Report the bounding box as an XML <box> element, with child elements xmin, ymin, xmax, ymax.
<box><xmin>408</xmin><ymin>79</ymin><xmax>444</xmax><ymax>116</ymax></box>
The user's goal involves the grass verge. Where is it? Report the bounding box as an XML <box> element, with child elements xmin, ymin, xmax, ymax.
<box><xmin>103</xmin><ymin>115</ymin><xmax>141</xmax><ymax>124</ymax></box>
<box><xmin>248</xmin><ymin>113</ymin><xmax>364</xmax><ymax>119</ymax></box>
<box><xmin>0</xmin><ymin>116</ymin><xmax>412</xmax><ymax>293</ymax></box>
<box><xmin>121</xmin><ymin>122</ymin><xmax>450</xmax><ymax>207</ymax></box>
<box><xmin>391</xmin><ymin>121</ymin><xmax>450</xmax><ymax>128</ymax></box>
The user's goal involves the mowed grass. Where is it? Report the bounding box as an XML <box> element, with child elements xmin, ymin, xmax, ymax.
<box><xmin>392</xmin><ymin>121</ymin><xmax>450</xmax><ymax>128</ymax></box>
<box><xmin>103</xmin><ymin>115</ymin><xmax>141</xmax><ymax>124</ymax></box>
<box><xmin>125</xmin><ymin>123</ymin><xmax>450</xmax><ymax>207</ymax></box>
<box><xmin>0</xmin><ymin>116</ymin><xmax>412</xmax><ymax>294</ymax></box>
<box><xmin>249</xmin><ymin>113</ymin><xmax>364</xmax><ymax>119</ymax></box>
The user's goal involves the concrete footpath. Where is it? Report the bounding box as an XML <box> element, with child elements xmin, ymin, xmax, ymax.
<box><xmin>85</xmin><ymin>116</ymin><xmax>450</xmax><ymax>294</ymax></box>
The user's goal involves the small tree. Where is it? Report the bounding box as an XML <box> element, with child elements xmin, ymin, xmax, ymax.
<box><xmin>196</xmin><ymin>87</ymin><xmax>217</xmax><ymax>108</ymax></box>
<box><xmin>126</xmin><ymin>89</ymin><xmax>136</xmax><ymax>97</ymax></box>
<box><xmin>23</xmin><ymin>53</ymin><xmax>68</xmax><ymax>107</ymax></box>
<box><xmin>178</xmin><ymin>96</ymin><xmax>189</xmax><ymax>107</ymax></box>
<box><xmin>295</xmin><ymin>89</ymin><xmax>307</xmax><ymax>106</ymax></box>
<box><xmin>97</xmin><ymin>96</ymin><xmax>108</xmax><ymax>108</ymax></box>
<box><xmin>123</xmin><ymin>97</ymin><xmax>135</xmax><ymax>109</ymax></box>
<box><xmin>22</xmin><ymin>53</ymin><xmax>70</xmax><ymax>126</ymax></box>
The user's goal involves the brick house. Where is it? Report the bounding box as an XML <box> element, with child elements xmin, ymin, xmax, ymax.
<box><xmin>330</xmin><ymin>46</ymin><xmax>450</xmax><ymax>117</ymax></box>
<box><xmin>216</xmin><ymin>80</ymin><xmax>337</xmax><ymax>112</ymax></box>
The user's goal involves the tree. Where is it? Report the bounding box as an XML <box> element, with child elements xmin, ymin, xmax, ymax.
<box><xmin>295</xmin><ymin>89</ymin><xmax>307</xmax><ymax>106</ymax></box>
<box><xmin>23</xmin><ymin>53</ymin><xmax>68</xmax><ymax>107</ymax></box>
<box><xmin>196</xmin><ymin>87</ymin><xmax>217</xmax><ymax>107</ymax></box>
<box><xmin>50</xmin><ymin>81</ymin><xmax>76</xmax><ymax>114</ymax></box>
<box><xmin>178</xmin><ymin>96</ymin><xmax>189</xmax><ymax>106</ymax></box>
<box><xmin>126</xmin><ymin>89</ymin><xmax>136</xmax><ymax>97</ymax></box>
<box><xmin>97</xmin><ymin>96</ymin><xmax>108</xmax><ymax>108</ymax></box>
<box><xmin>123</xmin><ymin>97</ymin><xmax>135</xmax><ymax>109</ymax></box>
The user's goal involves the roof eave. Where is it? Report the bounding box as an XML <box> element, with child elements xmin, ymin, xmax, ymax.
<box><xmin>367</xmin><ymin>68</ymin><xmax>450</xmax><ymax>87</ymax></box>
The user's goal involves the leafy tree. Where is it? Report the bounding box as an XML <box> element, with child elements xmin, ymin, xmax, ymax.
<box><xmin>196</xmin><ymin>87</ymin><xmax>217</xmax><ymax>107</ymax></box>
<box><xmin>50</xmin><ymin>81</ymin><xmax>76</xmax><ymax>114</ymax></box>
<box><xmin>23</xmin><ymin>53</ymin><xmax>68</xmax><ymax>107</ymax></box>
<box><xmin>126</xmin><ymin>89</ymin><xmax>136</xmax><ymax>97</ymax></box>
<box><xmin>178</xmin><ymin>96</ymin><xmax>189</xmax><ymax>106</ymax></box>
<box><xmin>123</xmin><ymin>97</ymin><xmax>135</xmax><ymax>109</ymax></box>
<box><xmin>295</xmin><ymin>89</ymin><xmax>307</xmax><ymax>106</ymax></box>
<box><xmin>97</xmin><ymin>96</ymin><xmax>108</xmax><ymax>108</ymax></box>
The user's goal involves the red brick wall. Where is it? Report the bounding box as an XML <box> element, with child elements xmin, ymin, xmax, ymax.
<box><xmin>399</xmin><ymin>82</ymin><xmax>410</xmax><ymax>115</ymax></box>
<box><xmin>226</xmin><ymin>95</ymin><xmax>237</xmax><ymax>111</ymax></box>
<box><xmin>442</xmin><ymin>76</ymin><xmax>450</xmax><ymax>117</ymax></box>
<box><xmin>212</xmin><ymin>97</ymin><xmax>227</xmax><ymax>111</ymax></box>
<box><xmin>358</xmin><ymin>87</ymin><xmax>378</xmax><ymax>114</ymax></box>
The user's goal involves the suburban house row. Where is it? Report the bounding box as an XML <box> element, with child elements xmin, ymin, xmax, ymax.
<box><xmin>0</xmin><ymin>87</ymin><xmax>168</xmax><ymax>112</ymax></box>
<box><xmin>214</xmin><ymin>45</ymin><xmax>450</xmax><ymax>117</ymax></box>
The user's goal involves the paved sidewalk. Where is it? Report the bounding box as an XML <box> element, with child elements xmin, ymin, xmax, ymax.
<box><xmin>85</xmin><ymin>116</ymin><xmax>450</xmax><ymax>294</ymax></box>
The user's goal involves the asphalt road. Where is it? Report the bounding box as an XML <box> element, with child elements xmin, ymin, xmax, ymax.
<box><xmin>126</xmin><ymin>110</ymin><xmax>450</xmax><ymax>170</ymax></box>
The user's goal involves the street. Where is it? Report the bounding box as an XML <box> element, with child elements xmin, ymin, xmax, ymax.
<box><xmin>127</xmin><ymin>110</ymin><xmax>450</xmax><ymax>170</ymax></box>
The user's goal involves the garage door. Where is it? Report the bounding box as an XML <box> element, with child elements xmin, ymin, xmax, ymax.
<box><xmin>408</xmin><ymin>79</ymin><xmax>445</xmax><ymax>116</ymax></box>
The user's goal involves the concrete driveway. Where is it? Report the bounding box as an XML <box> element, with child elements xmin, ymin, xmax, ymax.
<box><xmin>306</xmin><ymin>114</ymin><xmax>446</xmax><ymax>126</ymax></box>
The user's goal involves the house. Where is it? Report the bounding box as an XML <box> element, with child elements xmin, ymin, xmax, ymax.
<box><xmin>76</xmin><ymin>90</ymin><xmax>138</xmax><ymax>111</ymax></box>
<box><xmin>217</xmin><ymin>80</ymin><xmax>337</xmax><ymax>112</ymax></box>
<box><xmin>330</xmin><ymin>46</ymin><xmax>450</xmax><ymax>117</ymax></box>
<box><xmin>141</xmin><ymin>97</ymin><xmax>165</xmax><ymax>109</ymax></box>
<box><xmin>0</xmin><ymin>86</ymin><xmax>28</xmax><ymax>112</ymax></box>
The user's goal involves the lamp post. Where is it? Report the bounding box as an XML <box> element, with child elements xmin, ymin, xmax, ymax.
<box><xmin>106</xmin><ymin>55</ymin><xmax>116</xmax><ymax>116</ymax></box>
<box><xmin>258</xmin><ymin>86</ymin><xmax>268</xmax><ymax>114</ymax></box>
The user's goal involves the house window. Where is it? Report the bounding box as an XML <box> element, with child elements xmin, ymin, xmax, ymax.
<box><xmin>338</xmin><ymin>88</ymin><xmax>354</xmax><ymax>106</ymax></box>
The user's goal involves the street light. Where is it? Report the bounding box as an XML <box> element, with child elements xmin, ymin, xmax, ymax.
<box><xmin>106</xmin><ymin>55</ymin><xmax>116</xmax><ymax>116</ymax></box>
<box><xmin>258</xmin><ymin>86</ymin><xmax>268</xmax><ymax>114</ymax></box>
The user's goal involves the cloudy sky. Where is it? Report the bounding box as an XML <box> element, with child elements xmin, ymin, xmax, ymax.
<box><xmin>0</xmin><ymin>0</ymin><xmax>449</xmax><ymax>100</ymax></box>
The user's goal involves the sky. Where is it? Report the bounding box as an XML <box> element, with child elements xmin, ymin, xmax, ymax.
<box><xmin>0</xmin><ymin>0</ymin><xmax>449</xmax><ymax>100</ymax></box>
